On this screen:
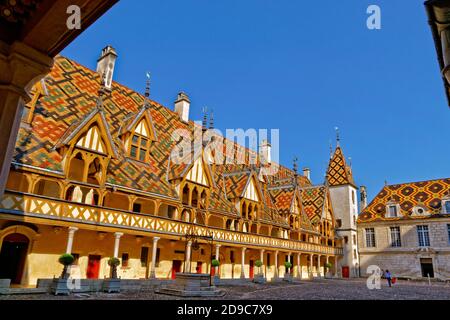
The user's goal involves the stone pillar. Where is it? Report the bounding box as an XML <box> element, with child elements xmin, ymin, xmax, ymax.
<box><xmin>297</xmin><ymin>253</ymin><xmax>302</xmax><ymax>279</ymax></box>
<box><xmin>309</xmin><ymin>254</ymin><xmax>314</xmax><ymax>279</ymax></box>
<box><xmin>287</xmin><ymin>252</ymin><xmax>292</xmax><ymax>275</ymax></box>
<box><xmin>318</xmin><ymin>255</ymin><xmax>322</xmax><ymax>278</ymax></box>
<box><xmin>185</xmin><ymin>241</ymin><xmax>192</xmax><ymax>273</ymax></box>
<box><xmin>215</xmin><ymin>244</ymin><xmax>221</xmax><ymax>276</ymax></box>
<box><xmin>150</xmin><ymin>237</ymin><xmax>160</xmax><ymax>278</ymax></box>
<box><xmin>325</xmin><ymin>255</ymin><xmax>330</xmax><ymax>277</ymax></box>
<box><xmin>274</xmin><ymin>250</ymin><xmax>279</xmax><ymax>279</ymax></box>
<box><xmin>65</xmin><ymin>227</ymin><xmax>78</xmax><ymax>254</ymax></box>
<box><xmin>240</xmin><ymin>247</ymin><xmax>246</xmax><ymax>279</ymax></box>
<box><xmin>260</xmin><ymin>249</ymin><xmax>265</xmax><ymax>276</ymax></box>
<box><xmin>335</xmin><ymin>256</ymin><xmax>339</xmax><ymax>277</ymax></box>
<box><xmin>0</xmin><ymin>42</ymin><xmax>54</xmax><ymax>196</ymax></box>
<box><xmin>113</xmin><ymin>232</ymin><xmax>123</xmax><ymax>258</ymax></box>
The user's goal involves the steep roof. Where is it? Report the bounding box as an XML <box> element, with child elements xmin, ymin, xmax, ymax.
<box><xmin>359</xmin><ymin>178</ymin><xmax>450</xmax><ymax>223</ymax></box>
<box><xmin>14</xmin><ymin>55</ymin><xmax>332</xmax><ymax>229</ymax></box>
<box><xmin>326</xmin><ymin>146</ymin><xmax>355</xmax><ymax>187</ymax></box>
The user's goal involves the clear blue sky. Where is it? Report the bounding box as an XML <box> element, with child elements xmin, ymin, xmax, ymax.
<box><xmin>62</xmin><ymin>0</ymin><xmax>449</xmax><ymax>202</ymax></box>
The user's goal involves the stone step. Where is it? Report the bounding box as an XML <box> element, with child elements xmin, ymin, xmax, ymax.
<box><xmin>157</xmin><ymin>288</ymin><xmax>224</xmax><ymax>297</ymax></box>
<box><xmin>0</xmin><ymin>288</ymin><xmax>48</xmax><ymax>295</ymax></box>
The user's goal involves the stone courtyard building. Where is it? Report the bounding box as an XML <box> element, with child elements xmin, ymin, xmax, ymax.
<box><xmin>358</xmin><ymin>179</ymin><xmax>450</xmax><ymax>280</ymax></box>
<box><xmin>0</xmin><ymin>46</ymin><xmax>360</xmax><ymax>287</ymax></box>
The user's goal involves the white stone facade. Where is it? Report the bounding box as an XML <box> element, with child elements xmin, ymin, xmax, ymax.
<box><xmin>329</xmin><ymin>184</ymin><xmax>360</xmax><ymax>277</ymax></box>
<box><xmin>358</xmin><ymin>218</ymin><xmax>450</xmax><ymax>280</ymax></box>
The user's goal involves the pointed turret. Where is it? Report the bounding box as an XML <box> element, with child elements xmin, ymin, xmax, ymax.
<box><xmin>326</xmin><ymin>128</ymin><xmax>359</xmax><ymax>278</ymax></box>
<box><xmin>326</xmin><ymin>145</ymin><xmax>355</xmax><ymax>187</ymax></box>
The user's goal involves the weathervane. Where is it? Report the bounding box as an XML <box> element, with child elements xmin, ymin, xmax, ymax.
<box><xmin>335</xmin><ymin>127</ymin><xmax>340</xmax><ymax>146</ymax></box>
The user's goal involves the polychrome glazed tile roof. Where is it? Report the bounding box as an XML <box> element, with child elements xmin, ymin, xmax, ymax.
<box><xmin>15</xmin><ymin>55</ymin><xmax>335</xmax><ymax>229</ymax></box>
<box><xmin>300</xmin><ymin>186</ymin><xmax>327</xmax><ymax>225</ymax></box>
<box><xmin>326</xmin><ymin>146</ymin><xmax>354</xmax><ymax>187</ymax></box>
<box><xmin>359</xmin><ymin>178</ymin><xmax>450</xmax><ymax>222</ymax></box>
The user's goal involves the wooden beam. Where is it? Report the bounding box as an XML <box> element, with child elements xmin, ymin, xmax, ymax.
<box><xmin>21</xmin><ymin>0</ymin><xmax>119</xmax><ymax>57</ymax></box>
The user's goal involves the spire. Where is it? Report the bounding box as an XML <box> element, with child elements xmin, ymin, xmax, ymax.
<box><xmin>209</xmin><ymin>109</ymin><xmax>214</xmax><ymax>130</ymax></box>
<box><xmin>202</xmin><ymin>106</ymin><xmax>208</xmax><ymax>133</ymax></box>
<box><xmin>145</xmin><ymin>72</ymin><xmax>151</xmax><ymax>98</ymax></box>
<box><xmin>293</xmin><ymin>156</ymin><xmax>299</xmax><ymax>186</ymax></box>
<box><xmin>335</xmin><ymin>127</ymin><xmax>340</xmax><ymax>147</ymax></box>
<box><xmin>293</xmin><ymin>156</ymin><xmax>298</xmax><ymax>177</ymax></box>
<box><xmin>326</xmin><ymin>137</ymin><xmax>355</xmax><ymax>187</ymax></box>
<box><xmin>329</xmin><ymin>139</ymin><xmax>333</xmax><ymax>159</ymax></box>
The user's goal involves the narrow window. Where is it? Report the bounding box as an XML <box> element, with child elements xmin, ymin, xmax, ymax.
<box><xmin>121</xmin><ymin>253</ymin><xmax>129</xmax><ymax>267</ymax></box>
<box><xmin>417</xmin><ymin>225</ymin><xmax>430</xmax><ymax>247</ymax></box>
<box><xmin>230</xmin><ymin>251</ymin><xmax>235</xmax><ymax>264</ymax></box>
<box><xmin>266</xmin><ymin>253</ymin><xmax>271</xmax><ymax>267</ymax></box>
<box><xmin>155</xmin><ymin>248</ymin><xmax>161</xmax><ymax>267</ymax></box>
<box><xmin>365</xmin><ymin>228</ymin><xmax>376</xmax><ymax>248</ymax></box>
<box><xmin>133</xmin><ymin>202</ymin><xmax>142</xmax><ymax>213</ymax></box>
<box><xmin>390</xmin><ymin>226</ymin><xmax>401</xmax><ymax>247</ymax></box>
<box><xmin>447</xmin><ymin>224</ymin><xmax>450</xmax><ymax>245</ymax></box>
<box><xmin>140</xmin><ymin>247</ymin><xmax>149</xmax><ymax>267</ymax></box>
<box><xmin>445</xmin><ymin>201</ymin><xmax>450</xmax><ymax>214</ymax></box>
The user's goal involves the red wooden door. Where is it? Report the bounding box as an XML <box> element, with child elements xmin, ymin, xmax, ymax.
<box><xmin>249</xmin><ymin>260</ymin><xmax>254</xmax><ymax>279</ymax></box>
<box><xmin>172</xmin><ymin>260</ymin><xmax>182</xmax><ymax>279</ymax></box>
<box><xmin>87</xmin><ymin>255</ymin><xmax>101</xmax><ymax>279</ymax></box>
<box><xmin>211</xmin><ymin>264</ymin><xmax>215</xmax><ymax>276</ymax></box>
<box><xmin>342</xmin><ymin>266</ymin><xmax>350</xmax><ymax>278</ymax></box>
<box><xmin>196</xmin><ymin>262</ymin><xmax>203</xmax><ymax>274</ymax></box>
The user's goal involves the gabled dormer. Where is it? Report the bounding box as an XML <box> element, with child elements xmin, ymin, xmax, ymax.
<box><xmin>56</xmin><ymin>107</ymin><xmax>116</xmax><ymax>186</ymax></box>
<box><xmin>178</xmin><ymin>154</ymin><xmax>215</xmax><ymax>210</ymax></box>
<box><xmin>120</xmin><ymin>107</ymin><xmax>157</xmax><ymax>163</ymax></box>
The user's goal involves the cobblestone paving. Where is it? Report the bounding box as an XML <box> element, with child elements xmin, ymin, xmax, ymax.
<box><xmin>1</xmin><ymin>279</ymin><xmax>450</xmax><ymax>300</ymax></box>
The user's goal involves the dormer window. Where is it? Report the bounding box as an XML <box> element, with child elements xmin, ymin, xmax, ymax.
<box><xmin>443</xmin><ymin>200</ymin><xmax>450</xmax><ymax>214</ymax></box>
<box><xmin>412</xmin><ymin>206</ymin><xmax>430</xmax><ymax>217</ymax></box>
<box><xmin>128</xmin><ymin>120</ymin><xmax>151</xmax><ymax>162</ymax></box>
<box><xmin>387</xmin><ymin>205</ymin><xmax>399</xmax><ymax>218</ymax></box>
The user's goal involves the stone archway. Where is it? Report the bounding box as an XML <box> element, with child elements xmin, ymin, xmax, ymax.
<box><xmin>0</xmin><ymin>233</ymin><xmax>29</xmax><ymax>284</ymax></box>
<box><xmin>0</xmin><ymin>225</ymin><xmax>39</xmax><ymax>285</ymax></box>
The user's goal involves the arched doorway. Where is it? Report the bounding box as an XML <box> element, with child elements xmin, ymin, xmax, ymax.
<box><xmin>0</xmin><ymin>233</ymin><xmax>29</xmax><ymax>284</ymax></box>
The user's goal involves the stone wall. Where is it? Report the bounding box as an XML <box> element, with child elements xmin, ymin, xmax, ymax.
<box><xmin>358</xmin><ymin>218</ymin><xmax>450</xmax><ymax>280</ymax></box>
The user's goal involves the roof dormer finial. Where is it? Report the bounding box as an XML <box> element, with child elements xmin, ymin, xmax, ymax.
<box><xmin>202</xmin><ymin>106</ymin><xmax>208</xmax><ymax>133</ymax></box>
<box><xmin>335</xmin><ymin>126</ymin><xmax>340</xmax><ymax>147</ymax></box>
<box><xmin>145</xmin><ymin>72</ymin><xmax>151</xmax><ymax>98</ymax></box>
<box><xmin>293</xmin><ymin>156</ymin><xmax>298</xmax><ymax>176</ymax></box>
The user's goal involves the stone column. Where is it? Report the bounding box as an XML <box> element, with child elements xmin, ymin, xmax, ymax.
<box><xmin>240</xmin><ymin>247</ymin><xmax>246</xmax><ymax>279</ymax></box>
<box><xmin>318</xmin><ymin>255</ymin><xmax>322</xmax><ymax>278</ymax></box>
<box><xmin>309</xmin><ymin>254</ymin><xmax>314</xmax><ymax>279</ymax></box>
<box><xmin>287</xmin><ymin>252</ymin><xmax>292</xmax><ymax>275</ymax></box>
<box><xmin>335</xmin><ymin>256</ymin><xmax>339</xmax><ymax>277</ymax></box>
<box><xmin>260</xmin><ymin>249</ymin><xmax>265</xmax><ymax>276</ymax></box>
<box><xmin>0</xmin><ymin>42</ymin><xmax>54</xmax><ymax>196</ymax></box>
<box><xmin>274</xmin><ymin>250</ymin><xmax>279</xmax><ymax>279</ymax></box>
<box><xmin>325</xmin><ymin>255</ymin><xmax>330</xmax><ymax>278</ymax></box>
<box><xmin>65</xmin><ymin>227</ymin><xmax>78</xmax><ymax>254</ymax></box>
<box><xmin>215</xmin><ymin>244</ymin><xmax>221</xmax><ymax>276</ymax></box>
<box><xmin>150</xmin><ymin>237</ymin><xmax>160</xmax><ymax>278</ymax></box>
<box><xmin>185</xmin><ymin>241</ymin><xmax>192</xmax><ymax>273</ymax></box>
<box><xmin>113</xmin><ymin>232</ymin><xmax>123</xmax><ymax>258</ymax></box>
<box><xmin>297</xmin><ymin>253</ymin><xmax>302</xmax><ymax>279</ymax></box>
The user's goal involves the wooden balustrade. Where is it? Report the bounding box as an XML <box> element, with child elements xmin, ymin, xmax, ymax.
<box><xmin>0</xmin><ymin>191</ymin><xmax>343</xmax><ymax>256</ymax></box>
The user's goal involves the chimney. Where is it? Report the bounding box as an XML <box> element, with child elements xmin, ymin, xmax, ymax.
<box><xmin>360</xmin><ymin>186</ymin><xmax>368</xmax><ymax>210</ymax></box>
<box><xmin>174</xmin><ymin>92</ymin><xmax>190</xmax><ymax>122</ymax></box>
<box><xmin>303</xmin><ymin>168</ymin><xmax>311</xmax><ymax>180</ymax></box>
<box><xmin>96</xmin><ymin>45</ymin><xmax>118</xmax><ymax>91</ymax></box>
<box><xmin>259</xmin><ymin>140</ymin><xmax>272</xmax><ymax>165</ymax></box>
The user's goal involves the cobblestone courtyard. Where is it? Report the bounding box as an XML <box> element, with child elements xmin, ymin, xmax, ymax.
<box><xmin>1</xmin><ymin>279</ymin><xmax>450</xmax><ymax>300</ymax></box>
